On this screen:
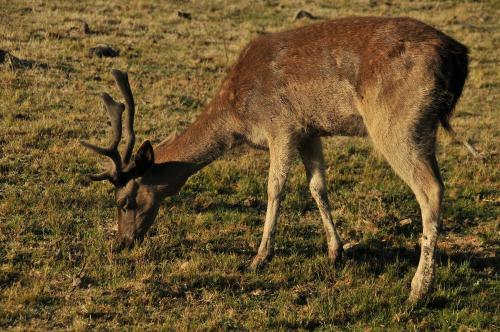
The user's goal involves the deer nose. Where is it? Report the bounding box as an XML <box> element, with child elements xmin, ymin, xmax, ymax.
<box><xmin>118</xmin><ymin>234</ymin><xmax>135</xmax><ymax>249</ymax></box>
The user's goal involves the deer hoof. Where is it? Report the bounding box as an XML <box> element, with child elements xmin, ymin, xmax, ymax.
<box><xmin>249</xmin><ymin>254</ymin><xmax>270</xmax><ymax>271</ymax></box>
<box><xmin>328</xmin><ymin>246</ymin><xmax>343</xmax><ymax>266</ymax></box>
<box><xmin>408</xmin><ymin>259</ymin><xmax>436</xmax><ymax>303</ymax></box>
<box><xmin>408</xmin><ymin>286</ymin><xmax>428</xmax><ymax>303</ymax></box>
<box><xmin>408</xmin><ymin>274</ymin><xmax>433</xmax><ymax>303</ymax></box>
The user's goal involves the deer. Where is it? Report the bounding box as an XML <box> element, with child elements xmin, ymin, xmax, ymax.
<box><xmin>81</xmin><ymin>17</ymin><xmax>470</xmax><ymax>302</ymax></box>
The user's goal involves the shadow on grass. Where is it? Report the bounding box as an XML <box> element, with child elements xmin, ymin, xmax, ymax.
<box><xmin>146</xmin><ymin>273</ymin><xmax>282</xmax><ymax>299</ymax></box>
<box><xmin>438</xmin><ymin>251</ymin><xmax>499</xmax><ymax>274</ymax></box>
<box><xmin>343</xmin><ymin>239</ymin><xmax>498</xmax><ymax>275</ymax></box>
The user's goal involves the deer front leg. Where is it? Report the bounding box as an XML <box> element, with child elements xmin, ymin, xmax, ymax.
<box><xmin>299</xmin><ymin>137</ymin><xmax>343</xmax><ymax>264</ymax></box>
<box><xmin>250</xmin><ymin>137</ymin><xmax>294</xmax><ymax>270</ymax></box>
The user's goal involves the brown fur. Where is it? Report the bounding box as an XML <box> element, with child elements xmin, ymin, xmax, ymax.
<box><xmin>84</xmin><ymin>17</ymin><xmax>469</xmax><ymax>302</ymax></box>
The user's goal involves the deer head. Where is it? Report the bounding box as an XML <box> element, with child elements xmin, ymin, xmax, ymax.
<box><xmin>81</xmin><ymin>70</ymin><xmax>160</xmax><ymax>247</ymax></box>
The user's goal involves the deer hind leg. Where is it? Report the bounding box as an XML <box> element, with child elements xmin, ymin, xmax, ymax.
<box><xmin>366</xmin><ymin>121</ymin><xmax>443</xmax><ymax>301</ymax></box>
<box><xmin>299</xmin><ymin>137</ymin><xmax>343</xmax><ymax>263</ymax></box>
<box><xmin>250</xmin><ymin>135</ymin><xmax>295</xmax><ymax>270</ymax></box>
<box><xmin>408</xmin><ymin>157</ymin><xmax>443</xmax><ymax>302</ymax></box>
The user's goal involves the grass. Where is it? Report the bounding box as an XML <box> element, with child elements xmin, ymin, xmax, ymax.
<box><xmin>0</xmin><ymin>0</ymin><xmax>499</xmax><ymax>330</ymax></box>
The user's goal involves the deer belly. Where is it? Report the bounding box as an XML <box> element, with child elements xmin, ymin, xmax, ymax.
<box><xmin>326</xmin><ymin>113</ymin><xmax>367</xmax><ymax>137</ymax></box>
<box><xmin>242</xmin><ymin>126</ymin><xmax>269</xmax><ymax>150</ymax></box>
<box><xmin>285</xmin><ymin>79</ymin><xmax>366</xmax><ymax>137</ymax></box>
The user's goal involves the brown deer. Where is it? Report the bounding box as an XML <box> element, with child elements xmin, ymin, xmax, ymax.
<box><xmin>81</xmin><ymin>17</ymin><xmax>469</xmax><ymax>302</ymax></box>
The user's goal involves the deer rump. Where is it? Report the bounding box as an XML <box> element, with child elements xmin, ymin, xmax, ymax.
<box><xmin>220</xmin><ymin>17</ymin><xmax>467</xmax><ymax>148</ymax></box>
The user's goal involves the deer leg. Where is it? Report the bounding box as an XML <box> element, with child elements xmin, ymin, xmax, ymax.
<box><xmin>408</xmin><ymin>157</ymin><xmax>443</xmax><ymax>302</ymax></box>
<box><xmin>368</xmin><ymin>127</ymin><xmax>443</xmax><ymax>301</ymax></box>
<box><xmin>299</xmin><ymin>137</ymin><xmax>343</xmax><ymax>263</ymax></box>
<box><xmin>250</xmin><ymin>136</ymin><xmax>294</xmax><ymax>270</ymax></box>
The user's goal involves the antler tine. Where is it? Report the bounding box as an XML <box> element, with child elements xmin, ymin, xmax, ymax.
<box><xmin>80</xmin><ymin>92</ymin><xmax>125</xmax><ymax>181</ymax></box>
<box><xmin>111</xmin><ymin>69</ymin><xmax>136</xmax><ymax>165</ymax></box>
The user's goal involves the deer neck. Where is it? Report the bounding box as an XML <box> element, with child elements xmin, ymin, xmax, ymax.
<box><xmin>142</xmin><ymin>101</ymin><xmax>238</xmax><ymax>195</ymax></box>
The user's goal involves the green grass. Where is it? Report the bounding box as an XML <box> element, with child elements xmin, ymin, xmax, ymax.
<box><xmin>1</xmin><ymin>0</ymin><xmax>499</xmax><ymax>330</ymax></box>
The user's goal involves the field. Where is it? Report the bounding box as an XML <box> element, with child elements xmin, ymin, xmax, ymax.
<box><xmin>1</xmin><ymin>0</ymin><xmax>499</xmax><ymax>330</ymax></box>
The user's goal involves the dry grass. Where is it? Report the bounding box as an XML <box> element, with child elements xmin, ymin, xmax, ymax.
<box><xmin>1</xmin><ymin>0</ymin><xmax>499</xmax><ymax>330</ymax></box>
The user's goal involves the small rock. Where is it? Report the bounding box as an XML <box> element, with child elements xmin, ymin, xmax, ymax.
<box><xmin>243</xmin><ymin>196</ymin><xmax>258</xmax><ymax>208</ymax></box>
<box><xmin>177</xmin><ymin>11</ymin><xmax>192</xmax><ymax>20</ymax></box>
<box><xmin>0</xmin><ymin>50</ymin><xmax>34</xmax><ymax>69</ymax></box>
<box><xmin>399</xmin><ymin>218</ymin><xmax>413</xmax><ymax>226</ymax></box>
<box><xmin>343</xmin><ymin>242</ymin><xmax>360</xmax><ymax>252</ymax></box>
<box><xmin>294</xmin><ymin>10</ymin><xmax>320</xmax><ymax>21</ymax></box>
<box><xmin>88</xmin><ymin>45</ymin><xmax>120</xmax><ymax>58</ymax></box>
<box><xmin>251</xmin><ymin>289</ymin><xmax>263</xmax><ymax>296</ymax></box>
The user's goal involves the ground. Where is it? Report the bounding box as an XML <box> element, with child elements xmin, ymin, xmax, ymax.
<box><xmin>0</xmin><ymin>0</ymin><xmax>498</xmax><ymax>330</ymax></box>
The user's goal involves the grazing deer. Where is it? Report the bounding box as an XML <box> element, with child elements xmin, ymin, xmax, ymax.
<box><xmin>81</xmin><ymin>17</ymin><xmax>469</xmax><ymax>301</ymax></box>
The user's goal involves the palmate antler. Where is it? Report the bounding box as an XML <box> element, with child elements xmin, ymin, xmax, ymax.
<box><xmin>81</xmin><ymin>70</ymin><xmax>136</xmax><ymax>185</ymax></box>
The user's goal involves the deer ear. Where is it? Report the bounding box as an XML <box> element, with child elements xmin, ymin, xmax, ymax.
<box><xmin>133</xmin><ymin>140</ymin><xmax>155</xmax><ymax>176</ymax></box>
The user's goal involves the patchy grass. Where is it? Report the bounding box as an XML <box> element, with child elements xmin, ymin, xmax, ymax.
<box><xmin>0</xmin><ymin>0</ymin><xmax>498</xmax><ymax>330</ymax></box>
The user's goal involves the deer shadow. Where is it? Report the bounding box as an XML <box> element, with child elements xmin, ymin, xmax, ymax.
<box><xmin>338</xmin><ymin>239</ymin><xmax>498</xmax><ymax>276</ymax></box>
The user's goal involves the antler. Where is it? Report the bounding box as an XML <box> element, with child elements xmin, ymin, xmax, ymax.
<box><xmin>111</xmin><ymin>69</ymin><xmax>135</xmax><ymax>165</ymax></box>
<box><xmin>81</xmin><ymin>69</ymin><xmax>136</xmax><ymax>184</ymax></box>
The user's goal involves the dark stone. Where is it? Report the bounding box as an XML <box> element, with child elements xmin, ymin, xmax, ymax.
<box><xmin>177</xmin><ymin>11</ymin><xmax>192</xmax><ymax>20</ymax></box>
<box><xmin>294</xmin><ymin>10</ymin><xmax>320</xmax><ymax>21</ymax></box>
<box><xmin>88</xmin><ymin>45</ymin><xmax>120</xmax><ymax>58</ymax></box>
